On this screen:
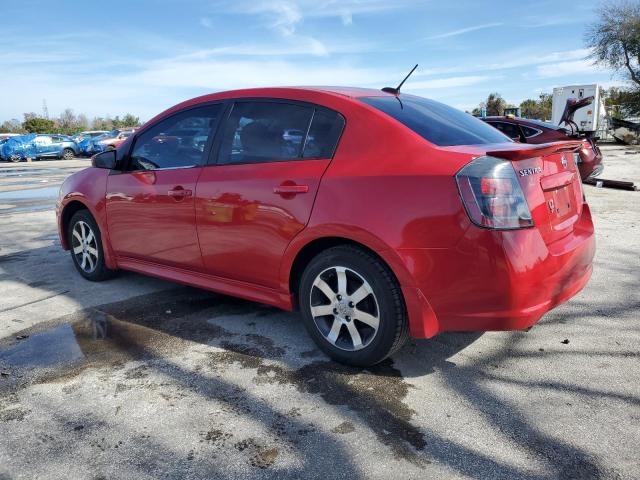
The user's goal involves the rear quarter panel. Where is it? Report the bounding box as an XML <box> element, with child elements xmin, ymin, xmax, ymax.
<box><xmin>280</xmin><ymin>101</ymin><xmax>475</xmax><ymax>291</ymax></box>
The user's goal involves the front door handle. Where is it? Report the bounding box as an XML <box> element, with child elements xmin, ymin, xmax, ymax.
<box><xmin>168</xmin><ymin>186</ymin><xmax>193</xmax><ymax>200</ymax></box>
<box><xmin>273</xmin><ymin>184</ymin><xmax>309</xmax><ymax>195</ymax></box>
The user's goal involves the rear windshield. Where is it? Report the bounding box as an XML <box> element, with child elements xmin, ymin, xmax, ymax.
<box><xmin>522</xmin><ymin>118</ymin><xmax>568</xmax><ymax>132</ymax></box>
<box><xmin>360</xmin><ymin>95</ymin><xmax>512</xmax><ymax>146</ymax></box>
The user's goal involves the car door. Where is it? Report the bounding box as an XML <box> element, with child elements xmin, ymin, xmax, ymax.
<box><xmin>105</xmin><ymin>103</ymin><xmax>224</xmax><ymax>270</ymax></box>
<box><xmin>195</xmin><ymin>100</ymin><xmax>345</xmax><ymax>289</ymax></box>
<box><xmin>34</xmin><ymin>135</ymin><xmax>54</xmax><ymax>156</ymax></box>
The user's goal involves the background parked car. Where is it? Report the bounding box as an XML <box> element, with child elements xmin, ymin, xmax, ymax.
<box><xmin>0</xmin><ymin>133</ymin><xmax>78</xmax><ymax>162</ymax></box>
<box><xmin>95</xmin><ymin>129</ymin><xmax>135</xmax><ymax>152</ymax></box>
<box><xmin>0</xmin><ymin>133</ymin><xmax>21</xmax><ymax>141</ymax></box>
<box><xmin>83</xmin><ymin>129</ymin><xmax>135</xmax><ymax>155</ymax></box>
<box><xmin>481</xmin><ymin>116</ymin><xmax>603</xmax><ymax>179</ymax></box>
<box><xmin>71</xmin><ymin>130</ymin><xmax>109</xmax><ymax>143</ymax></box>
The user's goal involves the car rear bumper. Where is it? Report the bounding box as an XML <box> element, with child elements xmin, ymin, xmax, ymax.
<box><xmin>400</xmin><ymin>204</ymin><xmax>595</xmax><ymax>337</ymax></box>
<box><xmin>577</xmin><ymin>145</ymin><xmax>603</xmax><ymax>179</ymax></box>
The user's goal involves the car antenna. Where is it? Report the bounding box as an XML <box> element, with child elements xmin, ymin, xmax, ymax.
<box><xmin>382</xmin><ymin>64</ymin><xmax>418</xmax><ymax>95</ymax></box>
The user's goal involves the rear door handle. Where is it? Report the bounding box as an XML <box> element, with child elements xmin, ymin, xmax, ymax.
<box><xmin>168</xmin><ymin>186</ymin><xmax>193</xmax><ymax>200</ymax></box>
<box><xmin>273</xmin><ymin>184</ymin><xmax>309</xmax><ymax>195</ymax></box>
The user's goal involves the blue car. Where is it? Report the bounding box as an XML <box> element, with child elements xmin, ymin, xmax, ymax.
<box><xmin>81</xmin><ymin>129</ymin><xmax>134</xmax><ymax>155</ymax></box>
<box><xmin>71</xmin><ymin>130</ymin><xmax>109</xmax><ymax>144</ymax></box>
<box><xmin>78</xmin><ymin>131</ymin><xmax>118</xmax><ymax>155</ymax></box>
<box><xmin>0</xmin><ymin>134</ymin><xmax>79</xmax><ymax>162</ymax></box>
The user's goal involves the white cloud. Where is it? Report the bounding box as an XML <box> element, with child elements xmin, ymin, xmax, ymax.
<box><xmin>166</xmin><ymin>36</ymin><xmax>377</xmax><ymax>59</ymax></box>
<box><xmin>199</xmin><ymin>17</ymin><xmax>212</xmax><ymax>28</ymax></box>
<box><xmin>428</xmin><ymin>22</ymin><xmax>503</xmax><ymax>39</ymax></box>
<box><xmin>215</xmin><ymin>0</ymin><xmax>416</xmax><ymax>33</ymax></box>
<box><xmin>407</xmin><ymin>75</ymin><xmax>493</xmax><ymax>90</ymax></box>
<box><xmin>415</xmin><ymin>48</ymin><xmax>593</xmax><ymax>77</ymax></box>
<box><xmin>536</xmin><ymin>59</ymin><xmax>600</xmax><ymax>78</ymax></box>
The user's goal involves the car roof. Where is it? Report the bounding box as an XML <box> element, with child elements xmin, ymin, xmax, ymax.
<box><xmin>142</xmin><ymin>86</ymin><xmax>395</xmax><ymax>131</ymax></box>
<box><xmin>192</xmin><ymin>86</ymin><xmax>390</xmax><ymax>102</ymax></box>
<box><xmin>292</xmin><ymin>86</ymin><xmax>390</xmax><ymax>98</ymax></box>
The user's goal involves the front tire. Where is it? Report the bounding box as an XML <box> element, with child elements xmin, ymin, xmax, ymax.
<box><xmin>8</xmin><ymin>154</ymin><xmax>21</xmax><ymax>163</ymax></box>
<box><xmin>299</xmin><ymin>245</ymin><xmax>409</xmax><ymax>367</ymax></box>
<box><xmin>62</xmin><ymin>148</ymin><xmax>75</xmax><ymax>160</ymax></box>
<box><xmin>68</xmin><ymin>210</ymin><xmax>116</xmax><ymax>281</ymax></box>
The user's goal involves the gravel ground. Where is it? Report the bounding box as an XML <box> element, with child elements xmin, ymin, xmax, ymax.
<box><xmin>0</xmin><ymin>147</ymin><xmax>638</xmax><ymax>479</ymax></box>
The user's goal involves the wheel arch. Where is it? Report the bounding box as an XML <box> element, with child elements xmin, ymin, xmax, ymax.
<box><xmin>60</xmin><ymin>200</ymin><xmax>91</xmax><ymax>249</ymax></box>
<box><xmin>285</xmin><ymin>234</ymin><xmax>412</xmax><ymax>304</ymax></box>
<box><xmin>282</xmin><ymin>231</ymin><xmax>439</xmax><ymax>338</ymax></box>
<box><xmin>59</xmin><ymin>197</ymin><xmax>118</xmax><ymax>270</ymax></box>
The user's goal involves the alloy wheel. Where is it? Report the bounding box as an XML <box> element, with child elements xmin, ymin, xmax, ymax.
<box><xmin>309</xmin><ymin>266</ymin><xmax>380</xmax><ymax>351</ymax></box>
<box><xmin>71</xmin><ymin>220</ymin><xmax>99</xmax><ymax>273</ymax></box>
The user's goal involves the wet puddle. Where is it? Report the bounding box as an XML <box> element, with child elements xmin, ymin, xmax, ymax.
<box><xmin>0</xmin><ymin>204</ymin><xmax>54</xmax><ymax>214</ymax></box>
<box><xmin>0</xmin><ymin>168</ymin><xmax>63</xmax><ymax>177</ymax></box>
<box><xmin>0</xmin><ymin>186</ymin><xmax>61</xmax><ymax>215</ymax></box>
<box><xmin>0</xmin><ymin>186</ymin><xmax>59</xmax><ymax>201</ymax></box>
<box><xmin>0</xmin><ymin>288</ymin><xmax>426</xmax><ymax>463</ymax></box>
<box><xmin>0</xmin><ymin>288</ymin><xmax>252</xmax><ymax>377</ymax></box>
<box><xmin>0</xmin><ymin>324</ymin><xmax>84</xmax><ymax>369</ymax></box>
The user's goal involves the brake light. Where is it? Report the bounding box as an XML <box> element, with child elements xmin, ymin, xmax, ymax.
<box><xmin>456</xmin><ymin>156</ymin><xmax>533</xmax><ymax>229</ymax></box>
<box><xmin>480</xmin><ymin>178</ymin><xmax>513</xmax><ymax>195</ymax></box>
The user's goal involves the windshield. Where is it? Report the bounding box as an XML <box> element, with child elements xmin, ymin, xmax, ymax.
<box><xmin>360</xmin><ymin>95</ymin><xmax>512</xmax><ymax>146</ymax></box>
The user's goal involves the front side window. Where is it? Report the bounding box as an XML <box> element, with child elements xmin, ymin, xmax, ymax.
<box><xmin>361</xmin><ymin>95</ymin><xmax>512</xmax><ymax>146</ymax></box>
<box><xmin>129</xmin><ymin>104</ymin><xmax>222</xmax><ymax>171</ymax></box>
<box><xmin>217</xmin><ymin>102</ymin><xmax>314</xmax><ymax>165</ymax></box>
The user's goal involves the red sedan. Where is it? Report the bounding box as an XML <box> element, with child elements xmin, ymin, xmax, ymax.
<box><xmin>481</xmin><ymin>116</ymin><xmax>603</xmax><ymax>179</ymax></box>
<box><xmin>57</xmin><ymin>87</ymin><xmax>595</xmax><ymax>366</ymax></box>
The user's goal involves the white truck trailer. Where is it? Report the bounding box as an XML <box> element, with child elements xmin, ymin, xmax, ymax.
<box><xmin>551</xmin><ymin>84</ymin><xmax>606</xmax><ymax>134</ymax></box>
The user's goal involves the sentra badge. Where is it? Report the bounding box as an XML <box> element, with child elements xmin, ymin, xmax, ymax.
<box><xmin>519</xmin><ymin>167</ymin><xmax>542</xmax><ymax>177</ymax></box>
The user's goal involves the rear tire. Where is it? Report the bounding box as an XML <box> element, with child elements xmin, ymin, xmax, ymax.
<box><xmin>62</xmin><ymin>148</ymin><xmax>75</xmax><ymax>160</ymax></box>
<box><xmin>67</xmin><ymin>210</ymin><xmax>116</xmax><ymax>281</ymax></box>
<box><xmin>8</xmin><ymin>154</ymin><xmax>21</xmax><ymax>163</ymax></box>
<box><xmin>299</xmin><ymin>245</ymin><xmax>409</xmax><ymax>367</ymax></box>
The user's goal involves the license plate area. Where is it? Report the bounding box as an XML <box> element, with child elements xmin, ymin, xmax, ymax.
<box><xmin>546</xmin><ymin>185</ymin><xmax>575</xmax><ymax>223</ymax></box>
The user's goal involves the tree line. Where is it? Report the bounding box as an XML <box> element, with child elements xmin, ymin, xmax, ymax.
<box><xmin>0</xmin><ymin>109</ymin><xmax>142</xmax><ymax>135</ymax></box>
<box><xmin>470</xmin><ymin>93</ymin><xmax>553</xmax><ymax>119</ymax></box>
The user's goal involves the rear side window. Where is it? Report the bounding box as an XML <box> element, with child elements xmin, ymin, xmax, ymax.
<box><xmin>488</xmin><ymin>121</ymin><xmax>522</xmax><ymax>140</ymax></box>
<box><xmin>130</xmin><ymin>104</ymin><xmax>222</xmax><ymax>171</ymax></box>
<box><xmin>218</xmin><ymin>102</ymin><xmax>314</xmax><ymax>165</ymax></box>
<box><xmin>521</xmin><ymin>125</ymin><xmax>541</xmax><ymax>138</ymax></box>
<box><xmin>303</xmin><ymin>109</ymin><xmax>345</xmax><ymax>159</ymax></box>
<box><xmin>361</xmin><ymin>95</ymin><xmax>512</xmax><ymax>146</ymax></box>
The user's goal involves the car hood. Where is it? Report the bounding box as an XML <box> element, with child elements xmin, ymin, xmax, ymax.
<box><xmin>559</xmin><ymin>96</ymin><xmax>594</xmax><ymax>125</ymax></box>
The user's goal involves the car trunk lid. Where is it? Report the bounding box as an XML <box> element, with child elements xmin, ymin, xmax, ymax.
<box><xmin>444</xmin><ymin>141</ymin><xmax>584</xmax><ymax>243</ymax></box>
<box><xmin>486</xmin><ymin>141</ymin><xmax>584</xmax><ymax>243</ymax></box>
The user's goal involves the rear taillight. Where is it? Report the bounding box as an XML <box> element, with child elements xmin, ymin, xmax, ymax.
<box><xmin>456</xmin><ymin>156</ymin><xmax>533</xmax><ymax>230</ymax></box>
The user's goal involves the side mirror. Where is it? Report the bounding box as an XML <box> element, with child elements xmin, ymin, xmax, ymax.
<box><xmin>92</xmin><ymin>150</ymin><xmax>117</xmax><ymax>169</ymax></box>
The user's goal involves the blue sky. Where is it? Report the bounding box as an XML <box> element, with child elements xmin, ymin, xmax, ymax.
<box><xmin>0</xmin><ymin>0</ymin><xmax>623</xmax><ymax>122</ymax></box>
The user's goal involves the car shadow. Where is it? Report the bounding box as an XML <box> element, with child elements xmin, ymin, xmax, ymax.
<box><xmin>0</xmin><ymin>244</ymin><xmax>622</xmax><ymax>479</ymax></box>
